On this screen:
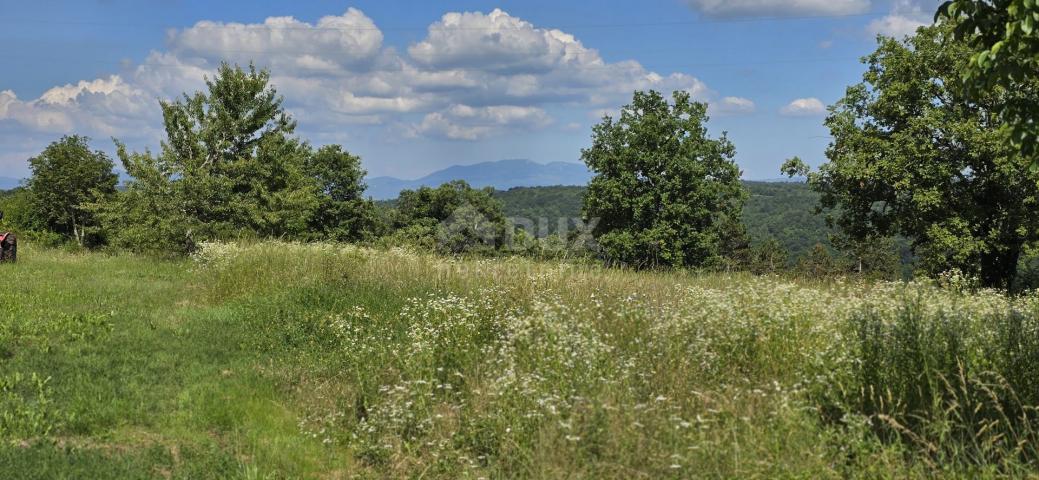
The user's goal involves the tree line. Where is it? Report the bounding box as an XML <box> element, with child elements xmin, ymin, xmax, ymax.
<box><xmin>1</xmin><ymin>4</ymin><xmax>1037</xmax><ymax>289</ymax></box>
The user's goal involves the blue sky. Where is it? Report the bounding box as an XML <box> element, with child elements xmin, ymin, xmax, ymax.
<box><xmin>0</xmin><ymin>0</ymin><xmax>940</xmax><ymax>180</ymax></box>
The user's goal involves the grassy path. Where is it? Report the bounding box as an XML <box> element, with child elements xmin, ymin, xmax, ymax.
<box><xmin>0</xmin><ymin>247</ymin><xmax>353</xmax><ymax>478</ymax></box>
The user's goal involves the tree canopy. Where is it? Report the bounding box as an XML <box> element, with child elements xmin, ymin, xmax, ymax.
<box><xmin>581</xmin><ymin>90</ymin><xmax>746</xmax><ymax>268</ymax></box>
<box><xmin>802</xmin><ymin>24</ymin><xmax>1039</xmax><ymax>288</ymax></box>
<box><xmin>391</xmin><ymin>180</ymin><xmax>510</xmax><ymax>254</ymax></box>
<box><xmin>27</xmin><ymin>135</ymin><xmax>117</xmax><ymax>246</ymax></box>
<box><xmin>97</xmin><ymin>63</ymin><xmax>373</xmax><ymax>254</ymax></box>
<box><xmin>938</xmin><ymin>0</ymin><xmax>1039</xmax><ymax>163</ymax></box>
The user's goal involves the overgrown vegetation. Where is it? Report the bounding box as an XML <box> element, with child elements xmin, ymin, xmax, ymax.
<box><xmin>3</xmin><ymin>243</ymin><xmax>1039</xmax><ymax>477</ymax></box>
<box><xmin>2</xmin><ymin>1</ymin><xmax>1038</xmax><ymax>476</ymax></box>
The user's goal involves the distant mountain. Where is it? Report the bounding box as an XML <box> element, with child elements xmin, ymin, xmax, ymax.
<box><xmin>366</xmin><ymin>159</ymin><xmax>592</xmax><ymax>200</ymax></box>
<box><xmin>0</xmin><ymin>177</ymin><xmax>23</xmax><ymax>191</ymax></box>
<box><xmin>754</xmin><ymin>177</ymin><xmax>807</xmax><ymax>183</ymax></box>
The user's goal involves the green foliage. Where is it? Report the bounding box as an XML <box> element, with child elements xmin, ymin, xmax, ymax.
<box><xmin>450</xmin><ymin>183</ymin><xmax>894</xmax><ymax>271</ymax></box>
<box><xmin>392</xmin><ymin>180</ymin><xmax>510</xmax><ymax>254</ymax></box>
<box><xmin>831</xmin><ymin>234</ymin><xmax>903</xmax><ymax>280</ymax></box>
<box><xmin>494</xmin><ymin>186</ymin><xmax>586</xmax><ymax>236</ymax></box>
<box><xmin>91</xmin><ymin>142</ymin><xmax>200</xmax><ymax>256</ymax></box>
<box><xmin>716</xmin><ymin>214</ymin><xmax>752</xmax><ymax>271</ymax></box>
<box><xmin>26</xmin><ymin>135</ymin><xmax>117</xmax><ymax>247</ymax></box>
<box><xmin>9</xmin><ymin>243</ymin><xmax>1039</xmax><ymax>476</ymax></box>
<box><xmin>749</xmin><ymin>237</ymin><xmax>789</xmax><ymax>274</ymax></box>
<box><xmin>582</xmin><ymin>90</ymin><xmax>746</xmax><ymax>268</ymax></box>
<box><xmin>0</xmin><ymin>188</ymin><xmax>48</xmax><ymax>243</ymax></box>
<box><xmin>814</xmin><ymin>24</ymin><xmax>1039</xmax><ymax>288</ymax></box>
<box><xmin>94</xmin><ymin>63</ymin><xmax>374</xmax><ymax>255</ymax></box>
<box><xmin>938</xmin><ymin>0</ymin><xmax>1039</xmax><ymax>162</ymax></box>
<box><xmin>798</xmin><ymin>243</ymin><xmax>838</xmax><ymax>277</ymax></box>
<box><xmin>742</xmin><ymin>181</ymin><xmax>832</xmax><ymax>261</ymax></box>
<box><xmin>818</xmin><ymin>301</ymin><xmax>1039</xmax><ymax>470</ymax></box>
<box><xmin>306</xmin><ymin>145</ymin><xmax>381</xmax><ymax>242</ymax></box>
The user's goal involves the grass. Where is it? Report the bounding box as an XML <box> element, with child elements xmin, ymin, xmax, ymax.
<box><xmin>1</xmin><ymin>241</ymin><xmax>1038</xmax><ymax>478</ymax></box>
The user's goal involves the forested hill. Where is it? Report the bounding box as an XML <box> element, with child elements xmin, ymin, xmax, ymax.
<box><xmin>492</xmin><ymin>182</ymin><xmax>832</xmax><ymax>259</ymax></box>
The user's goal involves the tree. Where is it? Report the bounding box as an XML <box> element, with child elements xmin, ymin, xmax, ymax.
<box><xmin>391</xmin><ymin>180</ymin><xmax>510</xmax><ymax>253</ymax></box>
<box><xmin>717</xmin><ymin>215</ymin><xmax>752</xmax><ymax>272</ymax></box>
<box><xmin>938</xmin><ymin>0</ymin><xmax>1039</xmax><ymax>163</ymax></box>
<box><xmin>159</xmin><ymin>62</ymin><xmax>317</xmax><ymax>239</ymax></box>
<box><xmin>831</xmin><ymin>234</ymin><xmax>901</xmax><ymax>280</ymax></box>
<box><xmin>804</xmin><ymin>25</ymin><xmax>1039</xmax><ymax>288</ymax></box>
<box><xmin>798</xmin><ymin>243</ymin><xmax>837</xmax><ymax>278</ymax></box>
<box><xmin>27</xmin><ymin>135</ymin><xmax>117</xmax><ymax>246</ymax></box>
<box><xmin>92</xmin><ymin>142</ymin><xmax>199</xmax><ymax>255</ymax></box>
<box><xmin>306</xmin><ymin>145</ymin><xmax>380</xmax><ymax>242</ymax></box>
<box><xmin>750</xmin><ymin>238</ymin><xmax>789</xmax><ymax>274</ymax></box>
<box><xmin>581</xmin><ymin>90</ymin><xmax>746</xmax><ymax>269</ymax></box>
<box><xmin>99</xmin><ymin>63</ymin><xmax>333</xmax><ymax>253</ymax></box>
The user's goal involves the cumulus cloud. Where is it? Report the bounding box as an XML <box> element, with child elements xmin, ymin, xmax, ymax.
<box><xmin>0</xmin><ymin>7</ymin><xmax>746</xmax><ymax>150</ymax></box>
<box><xmin>408</xmin><ymin>104</ymin><xmax>552</xmax><ymax>140</ymax></box>
<box><xmin>0</xmin><ymin>75</ymin><xmax>156</xmax><ymax>135</ymax></box>
<box><xmin>780</xmin><ymin>97</ymin><xmax>826</xmax><ymax>116</ymax></box>
<box><xmin>409</xmin><ymin>9</ymin><xmax>600</xmax><ymax>73</ymax></box>
<box><xmin>168</xmin><ymin>8</ymin><xmax>384</xmax><ymax>74</ymax></box>
<box><xmin>686</xmin><ymin>0</ymin><xmax>870</xmax><ymax>18</ymax></box>
<box><xmin>711</xmin><ymin>96</ymin><xmax>756</xmax><ymax>115</ymax></box>
<box><xmin>404</xmin><ymin>9</ymin><xmax>711</xmax><ymax>109</ymax></box>
<box><xmin>866</xmin><ymin>0</ymin><xmax>934</xmax><ymax>38</ymax></box>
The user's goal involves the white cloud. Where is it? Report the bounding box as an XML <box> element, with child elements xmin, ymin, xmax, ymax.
<box><xmin>410</xmin><ymin>113</ymin><xmax>492</xmax><ymax>141</ymax></box>
<box><xmin>0</xmin><ymin>7</ymin><xmax>747</xmax><ymax>150</ymax></box>
<box><xmin>711</xmin><ymin>96</ymin><xmax>756</xmax><ymax>115</ymax></box>
<box><xmin>168</xmin><ymin>8</ymin><xmax>384</xmax><ymax>74</ymax></box>
<box><xmin>780</xmin><ymin>97</ymin><xmax>826</xmax><ymax>116</ymax></box>
<box><xmin>686</xmin><ymin>0</ymin><xmax>870</xmax><ymax>18</ymax></box>
<box><xmin>409</xmin><ymin>104</ymin><xmax>552</xmax><ymax>140</ymax></box>
<box><xmin>866</xmin><ymin>0</ymin><xmax>935</xmax><ymax>38</ymax></box>
<box><xmin>409</xmin><ymin>9</ymin><xmax>601</xmax><ymax>73</ymax></box>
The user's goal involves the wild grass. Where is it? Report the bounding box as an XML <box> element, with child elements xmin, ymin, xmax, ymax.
<box><xmin>1</xmin><ymin>241</ymin><xmax>1038</xmax><ymax>478</ymax></box>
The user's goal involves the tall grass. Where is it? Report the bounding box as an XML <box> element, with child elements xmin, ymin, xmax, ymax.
<box><xmin>2</xmin><ymin>241</ymin><xmax>1038</xmax><ymax>477</ymax></box>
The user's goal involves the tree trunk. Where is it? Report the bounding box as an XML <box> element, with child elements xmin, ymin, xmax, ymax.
<box><xmin>980</xmin><ymin>244</ymin><xmax>1022</xmax><ymax>290</ymax></box>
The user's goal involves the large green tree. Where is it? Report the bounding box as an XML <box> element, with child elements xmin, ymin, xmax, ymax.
<box><xmin>581</xmin><ymin>90</ymin><xmax>746</xmax><ymax>268</ymax></box>
<box><xmin>938</xmin><ymin>0</ymin><xmax>1039</xmax><ymax>163</ymax></box>
<box><xmin>157</xmin><ymin>62</ymin><xmax>317</xmax><ymax>239</ymax></box>
<box><xmin>790</xmin><ymin>25</ymin><xmax>1039</xmax><ymax>288</ymax></box>
<box><xmin>27</xmin><ymin>135</ymin><xmax>117</xmax><ymax>246</ymax></box>
<box><xmin>99</xmin><ymin>63</ymin><xmax>373</xmax><ymax>253</ymax></box>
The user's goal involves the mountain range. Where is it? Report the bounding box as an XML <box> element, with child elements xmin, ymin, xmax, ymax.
<box><xmin>365</xmin><ymin>159</ymin><xmax>592</xmax><ymax>200</ymax></box>
<box><xmin>3</xmin><ymin>160</ymin><xmax>798</xmax><ymax>198</ymax></box>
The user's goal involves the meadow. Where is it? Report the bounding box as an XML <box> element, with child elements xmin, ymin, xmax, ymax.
<box><xmin>2</xmin><ymin>242</ymin><xmax>1039</xmax><ymax>478</ymax></box>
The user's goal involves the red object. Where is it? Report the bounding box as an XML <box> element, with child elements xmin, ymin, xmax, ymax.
<box><xmin>0</xmin><ymin>233</ymin><xmax>7</xmax><ymax>243</ymax></box>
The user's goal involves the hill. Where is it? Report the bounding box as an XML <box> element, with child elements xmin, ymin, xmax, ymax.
<box><xmin>366</xmin><ymin>159</ymin><xmax>592</xmax><ymax>200</ymax></box>
<box><xmin>493</xmin><ymin>182</ymin><xmax>832</xmax><ymax>259</ymax></box>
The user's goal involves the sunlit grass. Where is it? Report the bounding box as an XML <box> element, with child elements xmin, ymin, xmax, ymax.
<box><xmin>1</xmin><ymin>242</ymin><xmax>1037</xmax><ymax>478</ymax></box>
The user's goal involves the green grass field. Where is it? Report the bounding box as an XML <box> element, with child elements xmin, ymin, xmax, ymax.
<box><xmin>2</xmin><ymin>242</ymin><xmax>1038</xmax><ymax>478</ymax></box>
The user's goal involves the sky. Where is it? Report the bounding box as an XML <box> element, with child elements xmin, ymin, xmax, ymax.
<box><xmin>0</xmin><ymin>0</ymin><xmax>942</xmax><ymax>180</ymax></box>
